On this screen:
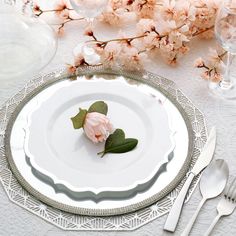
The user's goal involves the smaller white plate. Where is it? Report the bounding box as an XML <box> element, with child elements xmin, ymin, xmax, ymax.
<box><xmin>23</xmin><ymin>76</ymin><xmax>175</xmax><ymax>201</ymax></box>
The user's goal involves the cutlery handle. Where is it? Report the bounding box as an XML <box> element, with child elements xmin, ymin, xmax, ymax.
<box><xmin>181</xmin><ymin>198</ymin><xmax>206</xmax><ymax>236</ymax></box>
<box><xmin>164</xmin><ymin>172</ymin><xmax>195</xmax><ymax>232</ymax></box>
<box><xmin>204</xmin><ymin>214</ymin><xmax>221</xmax><ymax>236</ymax></box>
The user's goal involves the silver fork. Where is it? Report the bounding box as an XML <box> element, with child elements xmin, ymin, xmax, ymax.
<box><xmin>204</xmin><ymin>177</ymin><xmax>236</xmax><ymax>236</ymax></box>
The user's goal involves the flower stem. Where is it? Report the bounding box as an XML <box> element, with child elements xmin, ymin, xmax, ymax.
<box><xmin>35</xmin><ymin>7</ymin><xmax>74</xmax><ymax>17</ymax></box>
<box><xmin>52</xmin><ymin>17</ymin><xmax>84</xmax><ymax>31</ymax></box>
<box><xmin>97</xmin><ymin>151</ymin><xmax>105</xmax><ymax>157</ymax></box>
<box><xmin>193</xmin><ymin>26</ymin><xmax>214</xmax><ymax>37</ymax></box>
<box><xmin>219</xmin><ymin>51</ymin><xmax>227</xmax><ymax>59</ymax></box>
<box><xmin>93</xmin><ymin>34</ymin><xmax>147</xmax><ymax>46</ymax></box>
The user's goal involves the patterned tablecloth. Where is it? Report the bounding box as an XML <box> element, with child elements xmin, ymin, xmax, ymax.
<box><xmin>1</xmin><ymin>2</ymin><xmax>236</xmax><ymax>235</ymax></box>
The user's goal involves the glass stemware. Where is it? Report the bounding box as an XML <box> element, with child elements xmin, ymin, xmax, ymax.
<box><xmin>70</xmin><ymin>0</ymin><xmax>108</xmax><ymax>21</ymax></box>
<box><xmin>0</xmin><ymin>0</ymin><xmax>57</xmax><ymax>85</ymax></box>
<box><xmin>69</xmin><ymin>0</ymin><xmax>108</xmax><ymax>59</ymax></box>
<box><xmin>213</xmin><ymin>0</ymin><xmax>236</xmax><ymax>99</ymax></box>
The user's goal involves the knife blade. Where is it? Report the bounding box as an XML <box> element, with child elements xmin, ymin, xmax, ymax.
<box><xmin>164</xmin><ymin>127</ymin><xmax>216</xmax><ymax>232</ymax></box>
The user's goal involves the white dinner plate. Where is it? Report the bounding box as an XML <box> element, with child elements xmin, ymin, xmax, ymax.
<box><xmin>23</xmin><ymin>75</ymin><xmax>176</xmax><ymax>201</ymax></box>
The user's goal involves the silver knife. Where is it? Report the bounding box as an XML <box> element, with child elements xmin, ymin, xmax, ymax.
<box><xmin>164</xmin><ymin>127</ymin><xmax>216</xmax><ymax>232</ymax></box>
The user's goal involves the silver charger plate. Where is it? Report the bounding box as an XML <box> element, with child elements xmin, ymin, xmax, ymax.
<box><xmin>0</xmin><ymin>66</ymin><xmax>207</xmax><ymax>230</ymax></box>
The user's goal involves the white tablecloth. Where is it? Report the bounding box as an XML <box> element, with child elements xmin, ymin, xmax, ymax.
<box><xmin>1</xmin><ymin>6</ymin><xmax>236</xmax><ymax>235</ymax></box>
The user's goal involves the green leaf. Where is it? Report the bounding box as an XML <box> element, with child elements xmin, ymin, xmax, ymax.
<box><xmin>71</xmin><ymin>108</ymin><xmax>87</xmax><ymax>129</ymax></box>
<box><xmin>98</xmin><ymin>129</ymin><xmax>138</xmax><ymax>157</ymax></box>
<box><xmin>105</xmin><ymin>129</ymin><xmax>125</xmax><ymax>150</ymax></box>
<box><xmin>105</xmin><ymin>138</ymin><xmax>138</xmax><ymax>154</ymax></box>
<box><xmin>88</xmin><ymin>101</ymin><xmax>108</xmax><ymax>115</ymax></box>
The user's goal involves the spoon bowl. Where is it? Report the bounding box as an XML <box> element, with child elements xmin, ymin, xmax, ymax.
<box><xmin>200</xmin><ymin>159</ymin><xmax>229</xmax><ymax>199</ymax></box>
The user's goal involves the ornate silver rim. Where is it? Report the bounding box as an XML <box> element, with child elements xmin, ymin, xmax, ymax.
<box><xmin>0</xmin><ymin>66</ymin><xmax>207</xmax><ymax>225</ymax></box>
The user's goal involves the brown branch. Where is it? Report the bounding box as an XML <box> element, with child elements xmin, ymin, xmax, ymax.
<box><xmin>192</xmin><ymin>26</ymin><xmax>214</xmax><ymax>37</ymax></box>
<box><xmin>87</xmin><ymin>34</ymin><xmax>148</xmax><ymax>48</ymax></box>
<box><xmin>202</xmin><ymin>64</ymin><xmax>210</xmax><ymax>70</ymax></box>
<box><xmin>92</xmin><ymin>35</ymin><xmax>97</xmax><ymax>41</ymax></box>
<box><xmin>219</xmin><ymin>51</ymin><xmax>227</xmax><ymax>59</ymax></box>
<box><xmin>138</xmin><ymin>46</ymin><xmax>156</xmax><ymax>54</ymax></box>
<box><xmin>97</xmin><ymin>34</ymin><xmax>147</xmax><ymax>44</ymax></box>
<box><xmin>51</xmin><ymin>17</ymin><xmax>84</xmax><ymax>31</ymax></box>
<box><xmin>34</xmin><ymin>7</ymin><xmax>74</xmax><ymax>17</ymax></box>
<box><xmin>139</xmin><ymin>0</ymin><xmax>148</xmax><ymax>9</ymax></box>
<box><xmin>88</xmin><ymin>30</ymin><xmax>169</xmax><ymax>48</ymax></box>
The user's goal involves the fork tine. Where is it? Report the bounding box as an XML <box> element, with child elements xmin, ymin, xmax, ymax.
<box><xmin>232</xmin><ymin>187</ymin><xmax>236</xmax><ymax>202</ymax></box>
<box><xmin>231</xmin><ymin>179</ymin><xmax>236</xmax><ymax>202</ymax></box>
<box><xmin>224</xmin><ymin>180</ymin><xmax>232</xmax><ymax>197</ymax></box>
<box><xmin>226</xmin><ymin>177</ymin><xmax>236</xmax><ymax>199</ymax></box>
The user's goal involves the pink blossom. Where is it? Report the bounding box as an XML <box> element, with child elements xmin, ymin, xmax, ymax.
<box><xmin>132</xmin><ymin>0</ymin><xmax>156</xmax><ymax>18</ymax></box>
<box><xmin>155</xmin><ymin>18</ymin><xmax>176</xmax><ymax>35</ymax></box>
<box><xmin>201</xmin><ymin>71</ymin><xmax>210</xmax><ymax>80</ymax></box>
<box><xmin>210</xmin><ymin>71</ymin><xmax>222</xmax><ymax>83</ymax></box>
<box><xmin>109</xmin><ymin>0</ymin><xmax>124</xmax><ymax>10</ymax></box>
<box><xmin>142</xmin><ymin>31</ymin><xmax>160</xmax><ymax>48</ymax></box>
<box><xmin>166</xmin><ymin>55</ymin><xmax>178</xmax><ymax>66</ymax></box>
<box><xmin>83</xmin><ymin>112</ymin><xmax>113</xmax><ymax>143</ymax></box>
<box><xmin>100</xmin><ymin>6</ymin><xmax>136</xmax><ymax>26</ymax></box>
<box><xmin>207</xmin><ymin>48</ymin><xmax>224</xmax><ymax>68</ymax></box>
<box><xmin>194</xmin><ymin>57</ymin><xmax>204</xmax><ymax>67</ymax></box>
<box><xmin>33</xmin><ymin>3</ymin><xmax>41</xmax><ymax>14</ymax></box>
<box><xmin>100</xmin><ymin>7</ymin><xmax>123</xmax><ymax>26</ymax></box>
<box><xmin>57</xmin><ymin>27</ymin><xmax>65</xmax><ymax>37</ymax></box>
<box><xmin>178</xmin><ymin>46</ymin><xmax>189</xmax><ymax>54</ymax></box>
<box><xmin>201</xmin><ymin>70</ymin><xmax>222</xmax><ymax>83</ymax></box>
<box><xmin>119</xmin><ymin>45</ymin><xmax>146</xmax><ymax>69</ymax></box>
<box><xmin>100</xmin><ymin>41</ymin><xmax>122</xmax><ymax>65</ymax></box>
<box><xmin>136</xmin><ymin>19</ymin><xmax>156</xmax><ymax>34</ymax></box>
<box><xmin>194</xmin><ymin>0</ymin><xmax>219</xmax><ymax>30</ymax></box>
<box><xmin>84</xmin><ymin>26</ymin><xmax>94</xmax><ymax>37</ymax></box>
<box><xmin>67</xmin><ymin>65</ymin><xmax>77</xmax><ymax>74</ymax></box>
<box><xmin>54</xmin><ymin>0</ymin><xmax>71</xmax><ymax>19</ymax></box>
<box><xmin>168</xmin><ymin>31</ymin><xmax>189</xmax><ymax>49</ymax></box>
<box><xmin>74</xmin><ymin>53</ymin><xmax>86</xmax><ymax>66</ymax></box>
<box><xmin>161</xmin><ymin>0</ymin><xmax>176</xmax><ymax>20</ymax></box>
<box><xmin>175</xmin><ymin>1</ymin><xmax>196</xmax><ymax>22</ymax></box>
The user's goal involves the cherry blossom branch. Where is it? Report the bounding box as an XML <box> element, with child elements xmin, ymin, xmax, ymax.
<box><xmin>34</xmin><ymin>6</ymin><xmax>74</xmax><ymax>17</ymax></box>
<box><xmin>51</xmin><ymin>16</ymin><xmax>84</xmax><ymax>32</ymax></box>
<box><xmin>192</xmin><ymin>26</ymin><xmax>215</xmax><ymax>37</ymax></box>
<box><xmin>32</xmin><ymin>2</ymin><xmax>84</xmax><ymax>34</ymax></box>
<box><xmin>89</xmin><ymin>34</ymin><xmax>148</xmax><ymax>48</ymax></box>
<box><xmin>31</xmin><ymin>0</ymin><xmax>224</xmax><ymax>75</ymax></box>
<box><xmin>219</xmin><ymin>51</ymin><xmax>227</xmax><ymax>59</ymax></box>
<box><xmin>194</xmin><ymin>50</ymin><xmax>227</xmax><ymax>82</ymax></box>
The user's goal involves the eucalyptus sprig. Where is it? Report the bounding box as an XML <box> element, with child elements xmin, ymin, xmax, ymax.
<box><xmin>97</xmin><ymin>129</ymin><xmax>138</xmax><ymax>158</ymax></box>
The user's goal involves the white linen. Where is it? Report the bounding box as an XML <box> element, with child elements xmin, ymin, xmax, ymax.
<box><xmin>1</xmin><ymin>2</ymin><xmax>236</xmax><ymax>234</ymax></box>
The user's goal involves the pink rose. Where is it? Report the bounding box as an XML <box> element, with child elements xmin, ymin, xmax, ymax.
<box><xmin>83</xmin><ymin>112</ymin><xmax>113</xmax><ymax>143</ymax></box>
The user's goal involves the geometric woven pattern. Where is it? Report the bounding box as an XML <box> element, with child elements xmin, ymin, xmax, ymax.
<box><xmin>0</xmin><ymin>67</ymin><xmax>207</xmax><ymax>230</ymax></box>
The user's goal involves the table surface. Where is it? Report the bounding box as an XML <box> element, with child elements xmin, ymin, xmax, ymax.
<box><xmin>1</xmin><ymin>3</ymin><xmax>236</xmax><ymax>236</ymax></box>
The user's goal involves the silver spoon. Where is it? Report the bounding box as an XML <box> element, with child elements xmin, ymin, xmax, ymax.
<box><xmin>181</xmin><ymin>159</ymin><xmax>229</xmax><ymax>236</ymax></box>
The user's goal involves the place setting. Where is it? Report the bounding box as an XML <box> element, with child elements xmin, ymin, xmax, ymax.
<box><xmin>1</xmin><ymin>0</ymin><xmax>236</xmax><ymax>235</ymax></box>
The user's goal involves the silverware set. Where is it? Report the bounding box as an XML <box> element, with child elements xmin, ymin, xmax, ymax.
<box><xmin>164</xmin><ymin>128</ymin><xmax>236</xmax><ymax>235</ymax></box>
<box><xmin>204</xmin><ymin>178</ymin><xmax>236</xmax><ymax>236</ymax></box>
